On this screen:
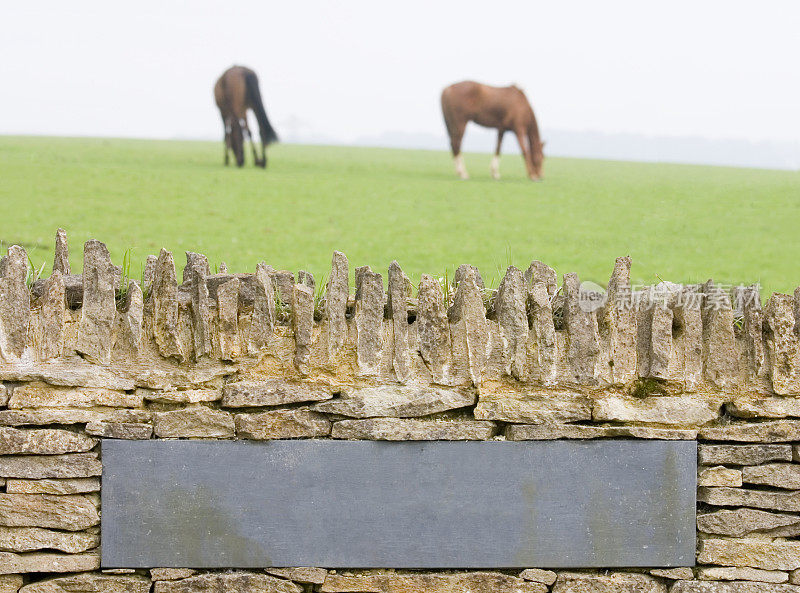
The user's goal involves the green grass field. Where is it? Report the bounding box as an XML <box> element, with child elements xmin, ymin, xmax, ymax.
<box><xmin>1</xmin><ymin>135</ymin><xmax>798</xmax><ymax>296</ymax></box>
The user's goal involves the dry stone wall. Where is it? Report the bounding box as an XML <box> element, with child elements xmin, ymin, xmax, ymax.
<box><xmin>1</xmin><ymin>230</ymin><xmax>800</xmax><ymax>591</ymax></box>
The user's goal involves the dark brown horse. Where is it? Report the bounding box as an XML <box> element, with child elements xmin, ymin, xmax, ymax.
<box><xmin>214</xmin><ymin>66</ymin><xmax>278</xmax><ymax>168</ymax></box>
<box><xmin>441</xmin><ymin>81</ymin><xmax>544</xmax><ymax>180</ymax></box>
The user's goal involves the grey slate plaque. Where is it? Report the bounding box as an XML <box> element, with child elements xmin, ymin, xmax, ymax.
<box><xmin>101</xmin><ymin>439</ymin><xmax>696</xmax><ymax>568</ymax></box>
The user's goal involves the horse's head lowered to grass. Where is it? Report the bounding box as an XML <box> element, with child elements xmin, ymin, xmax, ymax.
<box><xmin>529</xmin><ymin>139</ymin><xmax>545</xmax><ymax>181</ymax></box>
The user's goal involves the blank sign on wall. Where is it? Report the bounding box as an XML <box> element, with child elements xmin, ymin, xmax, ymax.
<box><xmin>101</xmin><ymin>440</ymin><xmax>696</xmax><ymax>568</ymax></box>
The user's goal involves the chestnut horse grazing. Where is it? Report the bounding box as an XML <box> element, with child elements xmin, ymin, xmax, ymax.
<box><xmin>214</xmin><ymin>66</ymin><xmax>278</xmax><ymax>168</ymax></box>
<box><xmin>441</xmin><ymin>81</ymin><xmax>544</xmax><ymax>180</ymax></box>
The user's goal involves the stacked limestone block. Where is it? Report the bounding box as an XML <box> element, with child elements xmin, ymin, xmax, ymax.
<box><xmin>2</xmin><ymin>230</ymin><xmax>800</xmax><ymax>591</ymax></box>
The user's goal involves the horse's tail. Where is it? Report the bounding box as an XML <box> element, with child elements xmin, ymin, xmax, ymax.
<box><xmin>244</xmin><ymin>70</ymin><xmax>279</xmax><ymax>145</ymax></box>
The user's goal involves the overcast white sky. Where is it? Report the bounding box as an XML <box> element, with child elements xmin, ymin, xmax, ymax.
<box><xmin>2</xmin><ymin>1</ymin><xmax>799</xmax><ymax>149</ymax></box>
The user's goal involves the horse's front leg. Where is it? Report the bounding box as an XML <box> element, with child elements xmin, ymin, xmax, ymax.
<box><xmin>491</xmin><ymin>130</ymin><xmax>504</xmax><ymax>180</ymax></box>
<box><xmin>514</xmin><ymin>127</ymin><xmax>536</xmax><ymax>180</ymax></box>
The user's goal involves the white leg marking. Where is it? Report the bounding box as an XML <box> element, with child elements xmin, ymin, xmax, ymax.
<box><xmin>490</xmin><ymin>156</ymin><xmax>500</xmax><ymax>180</ymax></box>
<box><xmin>454</xmin><ymin>155</ymin><xmax>469</xmax><ymax>179</ymax></box>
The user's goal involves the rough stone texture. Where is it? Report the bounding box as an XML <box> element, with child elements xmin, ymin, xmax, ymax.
<box><xmin>0</xmin><ymin>493</ymin><xmax>99</xmax><ymax>530</ymax></box>
<box><xmin>697</xmin><ymin>508</ymin><xmax>800</xmax><ymax>537</ymax></box>
<box><xmin>272</xmin><ymin>271</ymin><xmax>295</xmax><ymax>307</ymax></box>
<box><xmin>650</xmin><ymin>568</ymin><xmax>694</xmax><ymax>580</ymax></box>
<box><xmin>524</xmin><ymin>260</ymin><xmax>558</xmax><ymax>298</ymax></box>
<box><xmin>699</xmin><ymin>420</ymin><xmax>800</xmax><ymax>442</ymax></box>
<box><xmin>388</xmin><ymin>261</ymin><xmax>413</xmax><ymax>383</ymax></box>
<box><xmin>217</xmin><ymin>277</ymin><xmax>241</xmax><ymax>360</ymax></box>
<box><xmin>454</xmin><ymin>264</ymin><xmax>485</xmax><ymax>291</ymax></box>
<box><xmin>0</xmin><ymin>453</ymin><xmax>101</xmax><ymax>479</ymax></box>
<box><xmin>495</xmin><ymin>266</ymin><xmax>528</xmax><ymax>380</ymax></box>
<box><xmin>507</xmin><ymin>423</ymin><xmax>696</xmax><ymax>440</ymax></box>
<box><xmin>474</xmin><ymin>389</ymin><xmax>591</xmax><ymax>424</ymax></box>
<box><xmin>8</xmin><ymin>246</ymin><xmax>800</xmax><ymax>586</ymax></box>
<box><xmin>189</xmin><ymin>264</ymin><xmax>212</xmax><ymax>359</ymax></box>
<box><xmin>764</xmin><ymin>293</ymin><xmax>800</xmax><ymax>394</ymax></box>
<box><xmin>292</xmin><ymin>283</ymin><xmax>314</xmax><ymax>374</ymax></box>
<box><xmin>701</xmin><ymin>281</ymin><xmax>738</xmax><ymax>388</ymax></box>
<box><xmin>697</xmin><ymin>566</ymin><xmax>788</xmax><ymax>583</ymax></box>
<box><xmin>76</xmin><ymin>240</ymin><xmax>116</xmax><ymax>364</ymax></box>
<box><xmin>20</xmin><ymin>573</ymin><xmax>150</xmax><ymax>592</ymax></box>
<box><xmin>673</xmin><ymin>287</ymin><xmax>704</xmax><ymax>390</ymax></box>
<box><xmin>735</xmin><ymin>285</ymin><xmax>766</xmax><ymax>381</ymax></box>
<box><xmin>743</xmin><ymin>463</ymin><xmax>800</xmax><ymax>489</ymax></box>
<box><xmin>250</xmin><ymin>262</ymin><xmax>276</xmax><ymax>352</ymax></box>
<box><xmin>331</xmin><ymin>418</ymin><xmax>496</xmax><ymax>440</ymax></box>
<box><xmin>265</xmin><ymin>567</ymin><xmax>327</xmax><ymax>584</ymax></box>
<box><xmin>529</xmin><ymin>281</ymin><xmax>557</xmax><ymax>384</ymax></box>
<box><xmin>600</xmin><ymin>256</ymin><xmax>638</xmax><ymax>385</ymax></box>
<box><xmin>418</xmin><ymin>274</ymin><xmax>451</xmax><ymax>384</ymax></box>
<box><xmin>699</xmin><ymin>486</ymin><xmax>800</xmax><ymax>512</ymax></box>
<box><xmin>235</xmin><ymin>408</ymin><xmax>331</xmax><ymax>439</ymax></box>
<box><xmin>0</xmin><ymin>551</ymin><xmax>100</xmax><ymax>574</ymax></box>
<box><xmin>151</xmin><ymin>569</ymin><xmax>196</xmax><ymax>581</ymax></box>
<box><xmin>116</xmin><ymin>280</ymin><xmax>143</xmax><ymax>353</ymax></box>
<box><xmin>354</xmin><ymin>266</ymin><xmax>385</xmax><ymax>377</ymax></box>
<box><xmin>151</xmin><ymin>249</ymin><xmax>183</xmax><ymax>360</ymax></box>
<box><xmin>552</xmin><ymin>572</ymin><xmax>666</xmax><ymax>593</ymax></box>
<box><xmin>0</xmin><ymin>408</ymin><xmax>151</xmax><ymax>427</ymax></box>
<box><xmin>53</xmin><ymin>228</ymin><xmax>69</xmax><ymax>274</ymax></box>
<box><xmin>36</xmin><ymin>270</ymin><xmax>65</xmax><ymax>360</ymax></box>
<box><xmin>320</xmin><ymin>572</ymin><xmax>546</xmax><ymax>593</ymax></box>
<box><xmin>638</xmin><ymin>299</ymin><xmax>673</xmax><ymax>380</ymax></box>
<box><xmin>5</xmin><ymin>477</ymin><xmax>100</xmax><ymax>495</ymax></box>
<box><xmin>142</xmin><ymin>255</ymin><xmax>157</xmax><ymax>294</ymax></box>
<box><xmin>154</xmin><ymin>572</ymin><xmax>302</xmax><ymax>593</ymax></box>
<box><xmin>222</xmin><ymin>379</ymin><xmax>334</xmax><ymax>407</ymax></box>
<box><xmin>144</xmin><ymin>388</ymin><xmax>221</xmax><ymax>403</ymax></box>
<box><xmin>449</xmin><ymin>267</ymin><xmax>490</xmax><ymax>385</ymax></box>
<box><xmin>698</xmin><ymin>538</ymin><xmax>800</xmax><ymax>571</ymax></box>
<box><xmin>153</xmin><ymin>406</ymin><xmax>234</xmax><ymax>438</ymax></box>
<box><xmin>698</xmin><ymin>466</ymin><xmax>742</xmax><ymax>487</ymax></box>
<box><xmin>84</xmin><ymin>421</ymin><xmax>153</xmax><ymax>439</ymax></box>
<box><xmin>0</xmin><ymin>576</ymin><xmax>22</xmax><ymax>593</ymax></box>
<box><xmin>0</xmin><ymin>427</ymin><xmax>96</xmax><ymax>454</ymax></box>
<box><xmin>730</xmin><ymin>397</ymin><xmax>800</xmax><ymax>419</ymax></box>
<box><xmin>0</xmin><ymin>246</ymin><xmax>30</xmax><ymax>360</ymax></box>
<box><xmin>593</xmin><ymin>395</ymin><xmax>719</xmax><ymax>426</ymax></box>
<box><xmin>325</xmin><ymin>251</ymin><xmax>349</xmax><ymax>361</ymax></box>
<box><xmin>8</xmin><ymin>382</ymin><xmax>142</xmax><ymax>408</ymax></box>
<box><xmin>183</xmin><ymin>252</ymin><xmax>210</xmax><ymax>283</ymax></box>
<box><xmin>0</xmin><ymin>525</ymin><xmax>98</xmax><ymax>553</ymax></box>
<box><xmin>314</xmin><ymin>385</ymin><xmax>475</xmax><ymax>418</ymax></box>
<box><xmin>698</xmin><ymin>444</ymin><xmax>792</xmax><ymax>465</ymax></box>
<box><xmin>563</xmin><ymin>273</ymin><xmax>601</xmax><ymax>384</ymax></box>
<box><xmin>519</xmin><ymin>569</ymin><xmax>557</xmax><ymax>585</ymax></box>
<box><xmin>650</xmin><ymin>302</ymin><xmax>673</xmax><ymax>379</ymax></box>
<box><xmin>671</xmin><ymin>582</ymin><xmax>800</xmax><ymax>593</ymax></box>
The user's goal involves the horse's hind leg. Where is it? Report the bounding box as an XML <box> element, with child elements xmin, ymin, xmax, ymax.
<box><xmin>491</xmin><ymin>130</ymin><xmax>504</xmax><ymax>180</ymax></box>
<box><xmin>242</xmin><ymin>120</ymin><xmax>265</xmax><ymax>168</ymax></box>
<box><xmin>447</xmin><ymin>118</ymin><xmax>469</xmax><ymax>180</ymax></box>
<box><xmin>441</xmin><ymin>100</ymin><xmax>469</xmax><ymax>180</ymax></box>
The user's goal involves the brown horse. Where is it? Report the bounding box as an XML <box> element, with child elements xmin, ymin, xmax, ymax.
<box><xmin>441</xmin><ymin>81</ymin><xmax>544</xmax><ymax>180</ymax></box>
<box><xmin>214</xmin><ymin>66</ymin><xmax>278</xmax><ymax>168</ymax></box>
